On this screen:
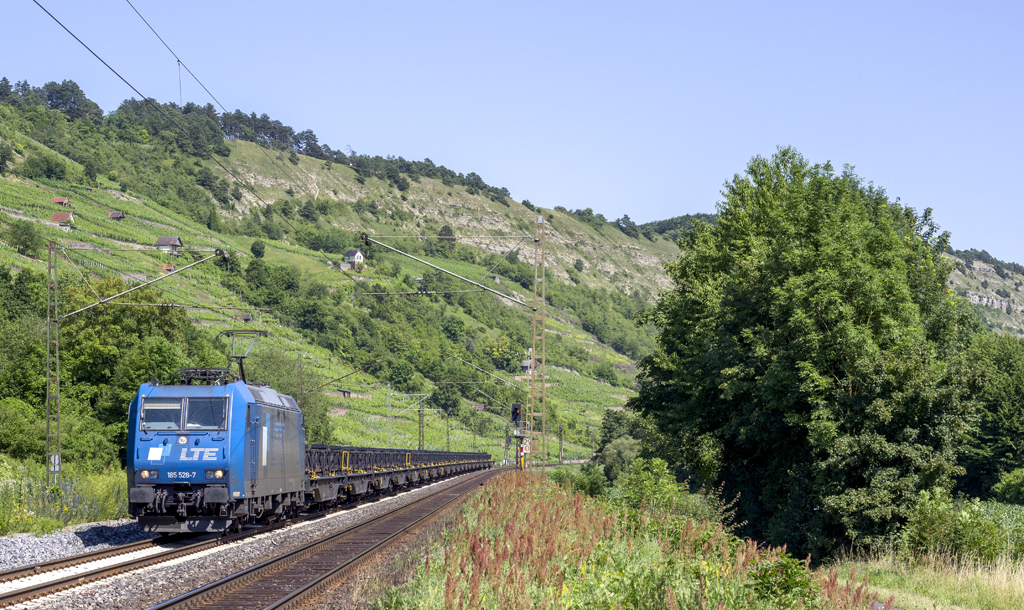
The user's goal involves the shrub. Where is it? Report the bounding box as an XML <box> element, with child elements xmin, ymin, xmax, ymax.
<box><xmin>0</xmin><ymin>397</ymin><xmax>44</xmax><ymax>459</ymax></box>
<box><xmin>596</xmin><ymin>435</ymin><xmax>639</xmax><ymax>483</ymax></box>
<box><xmin>901</xmin><ymin>489</ymin><xmax>1005</xmax><ymax>561</ymax></box>
<box><xmin>374</xmin><ymin>471</ymin><xmax>877</xmax><ymax>610</ymax></box>
<box><xmin>20</xmin><ymin>150</ymin><xmax>67</xmax><ymax>180</ymax></box>
<box><xmin>618</xmin><ymin>457</ymin><xmax>744</xmax><ymax>533</ymax></box>
<box><xmin>619</xmin><ymin>457</ymin><xmax>678</xmax><ymax>509</ymax></box>
<box><xmin>548</xmin><ymin>464</ymin><xmax>608</xmax><ymax>498</ymax></box>
<box><xmin>994</xmin><ymin>468</ymin><xmax>1024</xmax><ymax>505</ymax></box>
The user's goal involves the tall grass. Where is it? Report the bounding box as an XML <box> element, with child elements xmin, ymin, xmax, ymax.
<box><xmin>373</xmin><ymin>472</ymin><xmax>883</xmax><ymax>610</ymax></box>
<box><xmin>836</xmin><ymin>550</ymin><xmax>1024</xmax><ymax>610</ymax></box>
<box><xmin>830</xmin><ymin>491</ymin><xmax>1024</xmax><ymax>609</ymax></box>
<box><xmin>0</xmin><ymin>459</ymin><xmax>128</xmax><ymax>535</ymax></box>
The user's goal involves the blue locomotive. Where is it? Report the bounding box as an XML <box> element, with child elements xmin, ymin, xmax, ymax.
<box><xmin>127</xmin><ymin>366</ymin><xmax>491</xmax><ymax>533</ymax></box>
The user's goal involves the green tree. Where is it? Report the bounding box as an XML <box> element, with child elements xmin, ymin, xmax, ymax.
<box><xmin>593</xmin><ymin>361</ymin><xmax>617</xmax><ymax>385</ymax></box>
<box><xmin>614</xmin><ymin>214</ymin><xmax>640</xmax><ymax>238</ymax></box>
<box><xmin>383</xmin><ymin>357</ymin><xmax>418</xmax><ymax>393</ymax></box>
<box><xmin>263</xmin><ymin>221</ymin><xmax>283</xmax><ymax>241</ymax></box>
<box><xmin>102</xmin><ymin>334</ymin><xmax>190</xmax><ymax>429</ymax></box>
<box><xmin>957</xmin><ymin>333</ymin><xmax>1024</xmax><ymax>498</ymax></box>
<box><xmin>250</xmin><ymin>239</ymin><xmax>266</xmax><ymax>259</ymax></box>
<box><xmin>4</xmin><ymin>219</ymin><xmax>45</xmax><ymax>258</ymax></box>
<box><xmin>595</xmin><ymin>409</ymin><xmax>645</xmax><ymax>456</ymax></box>
<box><xmin>42</xmin><ymin>79</ymin><xmax>102</xmax><ymax>123</ymax></box>
<box><xmin>0</xmin><ymin>141</ymin><xmax>14</xmax><ymax>175</ymax></box>
<box><xmin>485</xmin><ymin>335</ymin><xmax>519</xmax><ymax>373</ymax></box>
<box><xmin>441</xmin><ymin>314</ymin><xmax>465</xmax><ymax>342</ymax></box>
<box><xmin>82</xmin><ymin>156</ymin><xmax>100</xmax><ymax>184</ymax></box>
<box><xmin>20</xmin><ymin>150</ymin><xmax>67</xmax><ymax>181</ymax></box>
<box><xmin>300</xmin><ymin>199</ymin><xmax>318</xmax><ymax>222</ymax></box>
<box><xmin>630</xmin><ymin>148</ymin><xmax>980</xmax><ymax>555</ymax></box>
<box><xmin>245</xmin><ymin>257</ymin><xmax>270</xmax><ymax>291</ymax></box>
<box><xmin>438</xmin><ymin>224</ymin><xmax>455</xmax><ymax>255</ymax></box>
<box><xmin>247</xmin><ymin>348</ymin><xmax>334</xmax><ymax>444</ymax></box>
<box><xmin>0</xmin><ymin>397</ymin><xmax>43</xmax><ymax>460</ymax></box>
<box><xmin>993</xmin><ymin>468</ymin><xmax>1024</xmax><ymax>504</ymax></box>
<box><xmin>207</xmin><ymin>207</ymin><xmax>221</xmax><ymax>231</ymax></box>
<box><xmin>427</xmin><ymin>382</ymin><xmax>463</xmax><ymax>416</ymax></box>
<box><xmin>596</xmin><ymin>435</ymin><xmax>640</xmax><ymax>483</ymax></box>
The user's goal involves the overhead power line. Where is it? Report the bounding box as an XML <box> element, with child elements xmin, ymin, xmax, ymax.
<box><xmin>122</xmin><ymin>0</ymin><xmax>310</xmax><ymax>196</ymax></box>
<box><xmin>30</xmin><ymin>0</ymin><xmax>334</xmax><ymax>267</ymax></box>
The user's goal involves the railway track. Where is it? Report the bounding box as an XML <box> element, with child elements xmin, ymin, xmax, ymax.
<box><xmin>0</xmin><ymin>514</ymin><xmax>305</xmax><ymax>608</ymax></box>
<box><xmin>0</xmin><ymin>533</ymin><xmax>197</xmax><ymax>585</ymax></box>
<box><xmin>0</xmin><ymin>469</ymin><xmax>494</xmax><ymax>609</ymax></box>
<box><xmin>0</xmin><ymin>487</ymin><xmax>394</xmax><ymax>607</ymax></box>
<box><xmin>149</xmin><ymin>468</ymin><xmax>502</xmax><ymax>610</ymax></box>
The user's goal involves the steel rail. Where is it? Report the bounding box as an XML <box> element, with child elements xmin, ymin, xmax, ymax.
<box><xmin>266</xmin><ymin>470</ymin><xmax>501</xmax><ymax>610</ymax></box>
<box><xmin>148</xmin><ymin>468</ymin><xmax>502</xmax><ymax>610</ymax></box>
<box><xmin>0</xmin><ymin>465</ymin><xmax>491</xmax><ymax>608</ymax></box>
<box><xmin>0</xmin><ymin>495</ymin><xmax>370</xmax><ymax>608</ymax></box>
<box><xmin>0</xmin><ymin>532</ymin><xmax>196</xmax><ymax>584</ymax></box>
<box><xmin>0</xmin><ymin>521</ymin><xmax>273</xmax><ymax>608</ymax></box>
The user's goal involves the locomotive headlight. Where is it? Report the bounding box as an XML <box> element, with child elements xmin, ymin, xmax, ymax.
<box><xmin>205</xmin><ymin>469</ymin><xmax>226</xmax><ymax>479</ymax></box>
<box><xmin>177</xmin><ymin>436</ymin><xmax>188</xmax><ymax>445</ymax></box>
<box><xmin>140</xmin><ymin>469</ymin><xmax>158</xmax><ymax>479</ymax></box>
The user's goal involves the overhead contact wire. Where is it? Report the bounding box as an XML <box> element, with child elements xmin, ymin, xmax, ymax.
<box><xmin>124</xmin><ymin>0</ymin><xmax>314</xmax><ymax>197</ymax></box>
<box><xmin>32</xmin><ymin>0</ymin><xmax>335</xmax><ymax>268</ymax></box>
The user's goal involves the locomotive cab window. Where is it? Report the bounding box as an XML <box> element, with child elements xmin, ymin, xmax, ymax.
<box><xmin>186</xmin><ymin>397</ymin><xmax>227</xmax><ymax>430</ymax></box>
<box><xmin>141</xmin><ymin>398</ymin><xmax>183</xmax><ymax>431</ymax></box>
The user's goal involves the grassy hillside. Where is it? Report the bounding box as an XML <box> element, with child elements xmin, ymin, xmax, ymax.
<box><xmin>0</xmin><ymin>93</ymin><xmax>676</xmax><ymax>469</ymax></box>
<box><xmin>209</xmin><ymin>137</ymin><xmax>681</xmax><ymax>294</ymax></box>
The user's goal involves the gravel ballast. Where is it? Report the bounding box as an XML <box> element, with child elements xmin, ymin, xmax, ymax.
<box><xmin>5</xmin><ymin>472</ymin><xmax>481</xmax><ymax>610</ymax></box>
<box><xmin>0</xmin><ymin>520</ymin><xmax>158</xmax><ymax>573</ymax></box>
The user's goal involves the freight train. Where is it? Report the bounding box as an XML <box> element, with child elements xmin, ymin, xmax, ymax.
<box><xmin>126</xmin><ymin>367</ymin><xmax>491</xmax><ymax>533</ymax></box>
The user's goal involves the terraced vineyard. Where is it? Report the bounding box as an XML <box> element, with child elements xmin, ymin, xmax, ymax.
<box><xmin>0</xmin><ymin>139</ymin><xmax>655</xmax><ymax>465</ymax></box>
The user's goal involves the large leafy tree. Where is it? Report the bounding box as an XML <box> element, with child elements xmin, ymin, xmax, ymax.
<box><xmin>42</xmin><ymin>80</ymin><xmax>102</xmax><ymax>124</ymax></box>
<box><xmin>631</xmin><ymin>148</ymin><xmax>980</xmax><ymax>556</ymax></box>
<box><xmin>4</xmin><ymin>218</ymin><xmax>45</xmax><ymax>258</ymax></box>
<box><xmin>246</xmin><ymin>348</ymin><xmax>334</xmax><ymax>445</ymax></box>
<box><xmin>957</xmin><ymin>333</ymin><xmax>1024</xmax><ymax>498</ymax></box>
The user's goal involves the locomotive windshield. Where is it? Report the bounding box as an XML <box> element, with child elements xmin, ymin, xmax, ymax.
<box><xmin>141</xmin><ymin>398</ymin><xmax>183</xmax><ymax>431</ymax></box>
<box><xmin>185</xmin><ymin>397</ymin><xmax>227</xmax><ymax>430</ymax></box>
<box><xmin>140</xmin><ymin>397</ymin><xmax>227</xmax><ymax>431</ymax></box>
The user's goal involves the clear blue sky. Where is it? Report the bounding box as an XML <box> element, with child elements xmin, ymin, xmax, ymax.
<box><xmin>6</xmin><ymin>1</ymin><xmax>1024</xmax><ymax>261</ymax></box>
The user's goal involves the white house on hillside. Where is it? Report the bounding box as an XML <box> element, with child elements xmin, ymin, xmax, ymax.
<box><xmin>344</xmin><ymin>249</ymin><xmax>364</xmax><ymax>269</ymax></box>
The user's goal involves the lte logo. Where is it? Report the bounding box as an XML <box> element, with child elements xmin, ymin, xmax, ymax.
<box><xmin>179</xmin><ymin>447</ymin><xmax>218</xmax><ymax>461</ymax></box>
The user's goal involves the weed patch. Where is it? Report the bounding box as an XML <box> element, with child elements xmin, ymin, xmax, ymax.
<box><xmin>373</xmin><ymin>472</ymin><xmax>882</xmax><ymax>609</ymax></box>
<box><xmin>0</xmin><ymin>459</ymin><xmax>127</xmax><ymax>535</ymax></box>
